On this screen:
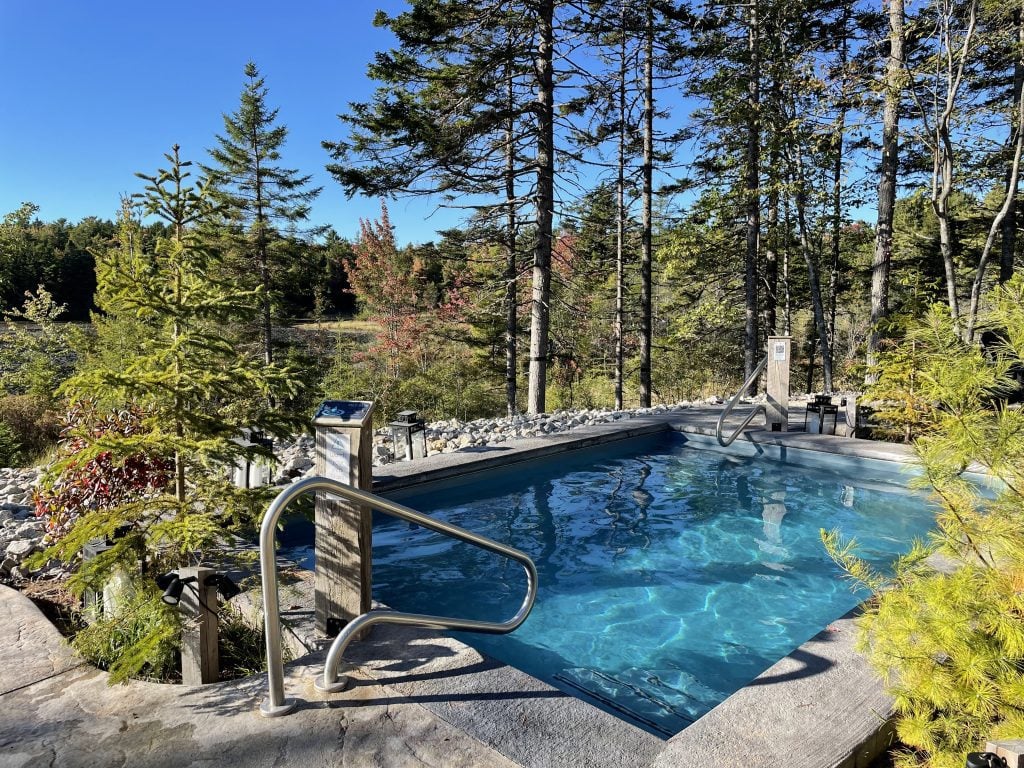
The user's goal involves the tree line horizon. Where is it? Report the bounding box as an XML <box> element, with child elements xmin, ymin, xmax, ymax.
<box><xmin>1</xmin><ymin>0</ymin><xmax>1021</xmax><ymax>418</ymax></box>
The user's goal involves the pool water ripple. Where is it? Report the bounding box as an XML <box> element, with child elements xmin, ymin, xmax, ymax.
<box><xmin>285</xmin><ymin>433</ymin><xmax>936</xmax><ymax>737</ymax></box>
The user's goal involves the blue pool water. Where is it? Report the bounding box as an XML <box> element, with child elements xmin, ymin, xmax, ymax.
<box><xmin>284</xmin><ymin>433</ymin><xmax>936</xmax><ymax>737</ymax></box>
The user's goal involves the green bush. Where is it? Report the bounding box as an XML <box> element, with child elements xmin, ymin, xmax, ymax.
<box><xmin>0</xmin><ymin>420</ymin><xmax>21</xmax><ymax>467</ymax></box>
<box><xmin>824</xmin><ymin>280</ymin><xmax>1024</xmax><ymax>767</ymax></box>
<box><xmin>0</xmin><ymin>394</ymin><xmax>59</xmax><ymax>461</ymax></box>
<box><xmin>72</xmin><ymin>586</ymin><xmax>180</xmax><ymax>684</ymax></box>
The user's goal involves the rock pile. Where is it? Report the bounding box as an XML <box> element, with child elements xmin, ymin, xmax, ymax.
<box><xmin>0</xmin><ymin>466</ymin><xmax>48</xmax><ymax>582</ymax></box>
<box><xmin>3</xmin><ymin>401</ymin><xmax>709</xmax><ymax>583</ymax></box>
<box><xmin>272</xmin><ymin>401</ymin><xmax>698</xmax><ymax>474</ymax></box>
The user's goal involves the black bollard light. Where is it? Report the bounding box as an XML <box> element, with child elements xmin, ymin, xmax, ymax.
<box><xmin>966</xmin><ymin>753</ymin><xmax>1007</xmax><ymax>768</ymax></box>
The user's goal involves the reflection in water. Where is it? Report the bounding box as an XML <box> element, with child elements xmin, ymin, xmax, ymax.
<box><xmin>758</xmin><ymin>489</ymin><xmax>791</xmax><ymax>569</ymax></box>
<box><xmin>529</xmin><ymin>478</ymin><xmax>559</xmax><ymax>572</ymax></box>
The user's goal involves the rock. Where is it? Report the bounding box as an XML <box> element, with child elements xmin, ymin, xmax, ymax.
<box><xmin>286</xmin><ymin>456</ymin><xmax>314</xmax><ymax>473</ymax></box>
<box><xmin>15</xmin><ymin>520</ymin><xmax>42</xmax><ymax>538</ymax></box>
<box><xmin>6</xmin><ymin>539</ymin><xmax>38</xmax><ymax>558</ymax></box>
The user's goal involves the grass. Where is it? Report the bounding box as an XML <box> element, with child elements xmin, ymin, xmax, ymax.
<box><xmin>288</xmin><ymin>317</ymin><xmax>381</xmax><ymax>336</ymax></box>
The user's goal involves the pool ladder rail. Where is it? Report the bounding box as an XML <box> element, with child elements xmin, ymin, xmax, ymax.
<box><xmin>716</xmin><ymin>354</ymin><xmax>768</xmax><ymax>447</ymax></box>
<box><xmin>258</xmin><ymin>475</ymin><xmax>539</xmax><ymax>717</ymax></box>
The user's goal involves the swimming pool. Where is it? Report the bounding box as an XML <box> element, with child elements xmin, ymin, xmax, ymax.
<box><xmin>286</xmin><ymin>431</ymin><xmax>935</xmax><ymax>738</ymax></box>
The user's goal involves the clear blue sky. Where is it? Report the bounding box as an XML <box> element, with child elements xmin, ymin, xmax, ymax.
<box><xmin>0</xmin><ymin>0</ymin><xmax>467</xmax><ymax>245</ymax></box>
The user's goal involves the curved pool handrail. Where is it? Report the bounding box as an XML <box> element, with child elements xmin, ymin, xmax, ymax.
<box><xmin>716</xmin><ymin>355</ymin><xmax>769</xmax><ymax>447</ymax></box>
<box><xmin>258</xmin><ymin>475</ymin><xmax>538</xmax><ymax>717</ymax></box>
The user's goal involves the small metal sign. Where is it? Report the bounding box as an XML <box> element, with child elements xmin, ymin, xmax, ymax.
<box><xmin>772</xmin><ymin>341</ymin><xmax>787</xmax><ymax>361</ymax></box>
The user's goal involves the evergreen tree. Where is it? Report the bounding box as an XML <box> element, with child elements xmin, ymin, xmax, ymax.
<box><xmin>867</xmin><ymin>0</ymin><xmax>905</xmax><ymax>384</ymax></box>
<box><xmin>326</xmin><ymin>0</ymin><xmax>574</xmax><ymax>415</ymax></box>
<box><xmin>204</xmin><ymin>62</ymin><xmax>321</xmax><ymax>371</ymax></box>
<box><xmin>34</xmin><ymin>147</ymin><xmax>300</xmax><ymax>681</ymax></box>
<box><xmin>825</xmin><ymin>277</ymin><xmax>1024</xmax><ymax>767</ymax></box>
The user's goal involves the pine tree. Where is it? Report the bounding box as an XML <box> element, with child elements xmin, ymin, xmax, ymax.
<box><xmin>326</xmin><ymin>0</ymin><xmax>570</xmax><ymax>414</ymax></box>
<box><xmin>34</xmin><ymin>147</ymin><xmax>300</xmax><ymax>682</ymax></box>
<box><xmin>824</xmin><ymin>277</ymin><xmax>1024</xmax><ymax>767</ymax></box>
<box><xmin>204</xmin><ymin>62</ymin><xmax>321</xmax><ymax>371</ymax></box>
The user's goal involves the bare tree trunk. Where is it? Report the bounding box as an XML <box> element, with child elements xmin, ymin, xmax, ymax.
<box><xmin>1001</xmin><ymin>7</ymin><xmax>1024</xmax><ymax>285</ymax></box>
<box><xmin>793</xmin><ymin>150</ymin><xmax>834</xmax><ymax>392</ymax></box>
<box><xmin>828</xmin><ymin>6</ymin><xmax>851</xmax><ymax>376</ymax></box>
<box><xmin>527</xmin><ymin>0</ymin><xmax>555</xmax><ymax>415</ymax></box>
<box><xmin>927</xmin><ymin>0</ymin><xmax>977</xmax><ymax>334</ymax></box>
<box><xmin>639</xmin><ymin>1</ymin><xmax>654</xmax><ymax>407</ymax></box>
<box><xmin>783</xmin><ymin>195</ymin><xmax>792</xmax><ymax>336</ymax></box>
<box><xmin>504</xmin><ymin>59</ymin><xmax>518</xmax><ymax>417</ymax></box>
<box><xmin>966</xmin><ymin>42</ymin><xmax>1024</xmax><ymax>339</ymax></box>
<box><xmin>866</xmin><ymin>0</ymin><xmax>904</xmax><ymax>385</ymax></box>
<box><xmin>614</xmin><ymin>0</ymin><xmax>627</xmax><ymax>411</ymax></box>
<box><xmin>765</xmin><ymin>150</ymin><xmax>780</xmax><ymax>337</ymax></box>
<box><xmin>743</xmin><ymin>0</ymin><xmax>761</xmax><ymax>395</ymax></box>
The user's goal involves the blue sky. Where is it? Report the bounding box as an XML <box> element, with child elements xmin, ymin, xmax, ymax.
<box><xmin>0</xmin><ymin>0</ymin><xmax>468</xmax><ymax>244</ymax></box>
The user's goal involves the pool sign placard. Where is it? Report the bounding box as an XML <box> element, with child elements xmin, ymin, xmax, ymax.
<box><xmin>322</xmin><ymin>431</ymin><xmax>351</xmax><ymax>483</ymax></box>
<box><xmin>313</xmin><ymin>399</ymin><xmax>374</xmax><ymax>426</ymax></box>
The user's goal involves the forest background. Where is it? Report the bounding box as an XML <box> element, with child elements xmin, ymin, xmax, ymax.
<box><xmin>1</xmin><ymin>0</ymin><xmax>1022</xmax><ymax>457</ymax></box>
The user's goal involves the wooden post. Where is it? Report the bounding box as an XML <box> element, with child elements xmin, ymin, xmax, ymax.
<box><xmin>179</xmin><ymin>566</ymin><xmax>219</xmax><ymax>685</ymax></box>
<box><xmin>312</xmin><ymin>401</ymin><xmax>375</xmax><ymax>636</ymax></box>
<box><xmin>765</xmin><ymin>336</ymin><xmax>791</xmax><ymax>431</ymax></box>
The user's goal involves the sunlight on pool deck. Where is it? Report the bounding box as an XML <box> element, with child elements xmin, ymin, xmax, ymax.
<box><xmin>0</xmin><ymin>408</ymin><xmax>915</xmax><ymax>768</ymax></box>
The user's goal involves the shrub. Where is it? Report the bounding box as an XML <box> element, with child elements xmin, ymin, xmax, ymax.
<box><xmin>71</xmin><ymin>586</ymin><xmax>180</xmax><ymax>684</ymax></box>
<box><xmin>0</xmin><ymin>394</ymin><xmax>60</xmax><ymax>460</ymax></box>
<box><xmin>0</xmin><ymin>420</ymin><xmax>21</xmax><ymax>467</ymax></box>
<box><xmin>33</xmin><ymin>402</ymin><xmax>172</xmax><ymax>539</ymax></box>
<box><xmin>0</xmin><ymin>287</ymin><xmax>81</xmax><ymax>401</ymax></box>
<box><xmin>824</xmin><ymin>280</ymin><xmax>1024</xmax><ymax>767</ymax></box>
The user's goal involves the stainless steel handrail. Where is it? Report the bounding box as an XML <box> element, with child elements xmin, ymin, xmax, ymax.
<box><xmin>258</xmin><ymin>475</ymin><xmax>538</xmax><ymax>717</ymax></box>
<box><xmin>716</xmin><ymin>355</ymin><xmax>768</xmax><ymax>447</ymax></box>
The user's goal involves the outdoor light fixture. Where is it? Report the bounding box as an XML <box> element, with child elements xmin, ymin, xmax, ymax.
<box><xmin>204</xmin><ymin>573</ymin><xmax>241</xmax><ymax>601</ymax></box>
<box><xmin>156</xmin><ymin>571</ymin><xmax>241</xmax><ymax>606</ymax></box>
<box><xmin>157</xmin><ymin>573</ymin><xmax>195</xmax><ymax>606</ymax></box>
<box><xmin>803</xmin><ymin>394</ymin><xmax>838</xmax><ymax>436</ymax></box>
<box><xmin>390</xmin><ymin>410</ymin><xmax>427</xmax><ymax>461</ymax></box>
<box><xmin>231</xmin><ymin>427</ymin><xmax>275</xmax><ymax>489</ymax></box>
<box><xmin>965</xmin><ymin>754</ymin><xmax>1007</xmax><ymax>768</ymax></box>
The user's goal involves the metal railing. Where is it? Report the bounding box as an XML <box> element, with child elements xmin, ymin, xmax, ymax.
<box><xmin>258</xmin><ymin>475</ymin><xmax>538</xmax><ymax>717</ymax></box>
<box><xmin>716</xmin><ymin>355</ymin><xmax>768</xmax><ymax>447</ymax></box>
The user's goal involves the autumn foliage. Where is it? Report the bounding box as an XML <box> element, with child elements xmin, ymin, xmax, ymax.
<box><xmin>33</xmin><ymin>402</ymin><xmax>172</xmax><ymax>539</ymax></box>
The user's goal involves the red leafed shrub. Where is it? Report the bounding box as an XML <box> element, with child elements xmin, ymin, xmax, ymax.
<box><xmin>33</xmin><ymin>403</ymin><xmax>173</xmax><ymax>538</ymax></box>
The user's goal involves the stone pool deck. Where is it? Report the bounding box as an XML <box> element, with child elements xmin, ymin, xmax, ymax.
<box><xmin>0</xmin><ymin>408</ymin><xmax>913</xmax><ymax>767</ymax></box>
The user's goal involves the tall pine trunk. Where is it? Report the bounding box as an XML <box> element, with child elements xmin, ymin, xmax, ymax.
<box><xmin>764</xmin><ymin>165</ymin><xmax>779</xmax><ymax>336</ymax></box>
<box><xmin>867</xmin><ymin>0</ymin><xmax>904</xmax><ymax>385</ymax></box>
<box><xmin>639</xmin><ymin>1</ymin><xmax>654</xmax><ymax>408</ymax></box>
<box><xmin>743</xmin><ymin>0</ymin><xmax>761</xmax><ymax>395</ymax></box>
<box><xmin>793</xmin><ymin>149</ymin><xmax>834</xmax><ymax>392</ymax></box>
<box><xmin>528</xmin><ymin>0</ymin><xmax>555</xmax><ymax>415</ymax></box>
<box><xmin>828</xmin><ymin>8</ymin><xmax>850</xmax><ymax>376</ymax></box>
<box><xmin>614</xmin><ymin>2</ymin><xmax>627</xmax><ymax>412</ymax></box>
<box><xmin>1001</xmin><ymin>6</ymin><xmax>1024</xmax><ymax>285</ymax></box>
<box><xmin>504</xmin><ymin>56</ymin><xmax>518</xmax><ymax>417</ymax></box>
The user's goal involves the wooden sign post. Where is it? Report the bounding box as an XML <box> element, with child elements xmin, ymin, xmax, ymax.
<box><xmin>765</xmin><ymin>336</ymin><xmax>791</xmax><ymax>432</ymax></box>
<box><xmin>312</xmin><ymin>400</ymin><xmax>375</xmax><ymax>636</ymax></box>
